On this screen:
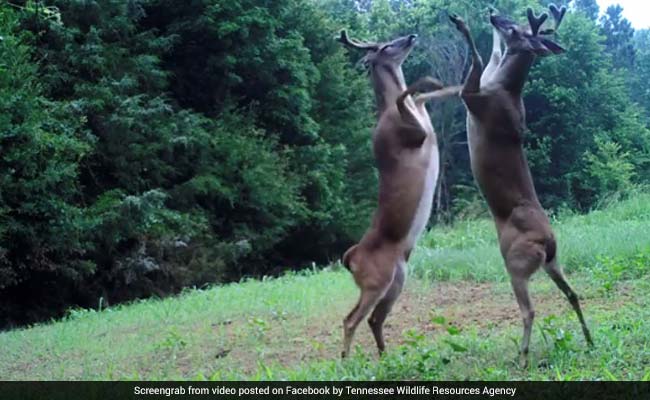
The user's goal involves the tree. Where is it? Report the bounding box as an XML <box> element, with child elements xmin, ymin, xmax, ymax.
<box><xmin>600</xmin><ymin>5</ymin><xmax>635</xmax><ymax>69</ymax></box>
<box><xmin>526</xmin><ymin>12</ymin><xmax>650</xmax><ymax>208</ymax></box>
<box><xmin>0</xmin><ymin>5</ymin><xmax>91</xmax><ymax>324</ymax></box>
<box><xmin>631</xmin><ymin>29</ymin><xmax>650</xmax><ymax>119</ymax></box>
<box><xmin>573</xmin><ymin>0</ymin><xmax>599</xmax><ymax>21</ymax></box>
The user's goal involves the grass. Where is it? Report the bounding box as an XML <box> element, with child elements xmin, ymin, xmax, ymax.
<box><xmin>3</xmin><ymin>194</ymin><xmax>650</xmax><ymax>380</ymax></box>
<box><xmin>410</xmin><ymin>192</ymin><xmax>650</xmax><ymax>281</ymax></box>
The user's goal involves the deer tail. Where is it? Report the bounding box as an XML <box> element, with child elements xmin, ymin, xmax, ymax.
<box><xmin>342</xmin><ymin>244</ymin><xmax>359</xmax><ymax>272</ymax></box>
<box><xmin>545</xmin><ymin>236</ymin><xmax>557</xmax><ymax>263</ymax></box>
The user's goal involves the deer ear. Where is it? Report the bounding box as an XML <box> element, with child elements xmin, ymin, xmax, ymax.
<box><xmin>525</xmin><ymin>36</ymin><xmax>565</xmax><ymax>56</ymax></box>
<box><xmin>538</xmin><ymin>37</ymin><xmax>565</xmax><ymax>55</ymax></box>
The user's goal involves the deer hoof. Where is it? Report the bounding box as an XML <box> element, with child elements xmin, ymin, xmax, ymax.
<box><xmin>448</xmin><ymin>14</ymin><xmax>467</xmax><ymax>32</ymax></box>
<box><xmin>518</xmin><ymin>352</ymin><xmax>529</xmax><ymax>369</ymax></box>
<box><xmin>411</xmin><ymin>77</ymin><xmax>443</xmax><ymax>94</ymax></box>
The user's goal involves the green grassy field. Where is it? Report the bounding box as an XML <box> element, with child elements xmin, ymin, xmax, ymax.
<box><xmin>3</xmin><ymin>194</ymin><xmax>650</xmax><ymax>381</ymax></box>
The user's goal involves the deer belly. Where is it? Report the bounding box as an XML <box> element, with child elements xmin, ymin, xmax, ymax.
<box><xmin>405</xmin><ymin>150</ymin><xmax>439</xmax><ymax>248</ymax></box>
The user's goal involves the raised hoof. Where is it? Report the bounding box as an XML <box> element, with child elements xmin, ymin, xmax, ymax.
<box><xmin>413</xmin><ymin>77</ymin><xmax>444</xmax><ymax>93</ymax></box>
<box><xmin>448</xmin><ymin>14</ymin><xmax>467</xmax><ymax>32</ymax></box>
<box><xmin>518</xmin><ymin>352</ymin><xmax>529</xmax><ymax>369</ymax></box>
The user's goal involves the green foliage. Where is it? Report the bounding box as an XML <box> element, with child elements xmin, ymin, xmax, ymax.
<box><xmin>1</xmin><ymin>0</ymin><xmax>377</xmax><ymax>326</ymax></box>
<box><xmin>573</xmin><ymin>0</ymin><xmax>599</xmax><ymax>21</ymax></box>
<box><xmin>526</xmin><ymin>12</ymin><xmax>650</xmax><ymax>209</ymax></box>
<box><xmin>539</xmin><ymin>315</ymin><xmax>576</xmax><ymax>354</ymax></box>
<box><xmin>600</xmin><ymin>5</ymin><xmax>636</xmax><ymax>70</ymax></box>
<box><xmin>592</xmin><ymin>251</ymin><xmax>650</xmax><ymax>293</ymax></box>
<box><xmin>632</xmin><ymin>30</ymin><xmax>650</xmax><ymax>119</ymax></box>
<box><xmin>0</xmin><ymin>6</ymin><xmax>94</xmax><ymax>323</ymax></box>
<box><xmin>583</xmin><ymin>136</ymin><xmax>635</xmax><ymax>201</ymax></box>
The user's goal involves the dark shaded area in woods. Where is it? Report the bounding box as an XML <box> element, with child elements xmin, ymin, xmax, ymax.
<box><xmin>0</xmin><ymin>0</ymin><xmax>648</xmax><ymax>328</ymax></box>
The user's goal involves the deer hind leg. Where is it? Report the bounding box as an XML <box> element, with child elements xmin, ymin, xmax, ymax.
<box><xmin>543</xmin><ymin>259</ymin><xmax>593</xmax><ymax>346</ymax></box>
<box><xmin>342</xmin><ymin>287</ymin><xmax>387</xmax><ymax>358</ymax></box>
<box><xmin>505</xmin><ymin>240</ymin><xmax>544</xmax><ymax>368</ymax></box>
<box><xmin>368</xmin><ymin>261</ymin><xmax>406</xmax><ymax>355</ymax></box>
<box><xmin>341</xmin><ymin>253</ymin><xmax>394</xmax><ymax>358</ymax></box>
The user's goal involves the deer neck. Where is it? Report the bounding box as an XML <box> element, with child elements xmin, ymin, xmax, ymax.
<box><xmin>496</xmin><ymin>50</ymin><xmax>535</xmax><ymax>95</ymax></box>
<box><xmin>370</xmin><ymin>64</ymin><xmax>407</xmax><ymax>115</ymax></box>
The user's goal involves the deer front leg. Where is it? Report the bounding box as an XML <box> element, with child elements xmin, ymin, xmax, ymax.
<box><xmin>395</xmin><ymin>77</ymin><xmax>443</xmax><ymax>146</ymax></box>
<box><xmin>397</xmin><ymin>76</ymin><xmax>444</xmax><ymax>116</ymax></box>
<box><xmin>449</xmin><ymin>14</ymin><xmax>483</xmax><ymax>94</ymax></box>
<box><xmin>413</xmin><ymin>85</ymin><xmax>462</xmax><ymax>106</ymax></box>
<box><xmin>481</xmin><ymin>28</ymin><xmax>503</xmax><ymax>85</ymax></box>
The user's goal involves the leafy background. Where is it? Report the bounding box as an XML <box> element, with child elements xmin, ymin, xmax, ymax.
<box><xmin>0</xmin><ymin>0</ymin><xmax>648</xmax><ymax>328</ymax></box>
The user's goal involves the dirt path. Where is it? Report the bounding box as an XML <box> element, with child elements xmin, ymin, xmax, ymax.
<box><xmin>214</xmin><ymin>278</ymin><xmax>594</xmax><ymax>376</ymax></box>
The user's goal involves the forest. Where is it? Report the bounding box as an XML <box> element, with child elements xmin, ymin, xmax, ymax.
<box><xmin>0</xmin><ymin>0</ymin><xmax>648</xmax><ymax>328</ymax></box>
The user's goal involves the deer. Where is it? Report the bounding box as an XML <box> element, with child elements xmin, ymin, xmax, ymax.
<box><xmin>337</xmin><ymin>30</ymin><xmax>460</xmax><ymax>358</ymax></box>
<box><xmin>448</xmin><ymin>5</ymin><xmax>593</xmax><ymax>367</ymax></box>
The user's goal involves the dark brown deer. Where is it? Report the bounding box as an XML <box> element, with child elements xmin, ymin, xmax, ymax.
<box><xmin>338</xmin><ymin>31</ymin><xmax>460</xmax><ymax>357</ymax></box>
<box><xmin>449</xmin><ymin>6</ymin><xmax>593</xmax><ymax>367</ymax></box>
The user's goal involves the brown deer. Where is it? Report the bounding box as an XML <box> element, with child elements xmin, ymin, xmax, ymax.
<box><xmin>449</xmin><ymin>5</ymin><xmax>593</xmax><ymax>367</ymax></box>
<box><xmin>337</xmin><ymin>31</ymin><xmax>460</xmax><ymax>358</ymax></box>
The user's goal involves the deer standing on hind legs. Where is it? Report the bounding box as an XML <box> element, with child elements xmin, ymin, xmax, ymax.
<box><xmin>449</xmin><ymin>5</ymin><xmax>593</xmax><ymax>368</ymax></box>
<box><xmin>337</xmin><ymin>31</ymin><xmax>460</xmax><ymax>358</ymax></box>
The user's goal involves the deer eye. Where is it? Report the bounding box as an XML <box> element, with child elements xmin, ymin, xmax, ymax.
<box><xmin>380</xmin><ymin>44</ymin><xmax>393</xmax><ymax>52</ymax></box>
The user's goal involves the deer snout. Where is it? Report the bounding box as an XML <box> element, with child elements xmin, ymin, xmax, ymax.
<box><xmin>490</xmin><ymin>14</ymin><xmax>516</xmax><ymax>32</ymax></box>
<box><xmin>393</xmin><ymin>34</ymin><xmax>417</xmax><ymax>50</ymax></box>
<box><xmin>407</xmin><ymin>34</ymin><xmax>418</xmax><ymax>46</ymax></box>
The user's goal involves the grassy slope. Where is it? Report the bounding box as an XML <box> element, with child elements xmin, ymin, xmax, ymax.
<box><xmin>3</xmin><ymin>194</ymin><xmax>650</xmax><ymax>380</ymax></box>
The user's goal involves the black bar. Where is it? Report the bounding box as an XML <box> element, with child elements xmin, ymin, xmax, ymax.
<box><xmin>1</xmin><ymin>381</ymin><xmax>649</xmax><ymax>400</ymax></box>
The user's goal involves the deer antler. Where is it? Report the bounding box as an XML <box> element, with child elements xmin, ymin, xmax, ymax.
<box><xmin>526</xmin><ymin>8</ymin><xmax>548</xmax><ymax>36</ymax></box>
<box><xmin>549</xmin><ymin>4</ymin><xmax>566</xmax><ymax>31</ymax></box>
<box><xmin>337</xmin><ymin>30</ymin><xmax>379</xmax><ymax>51</ymax></box>
<box><xmin>539</xmin><ymin>4</ymin><xmax>567</xmax><ymax>35</ymax></box>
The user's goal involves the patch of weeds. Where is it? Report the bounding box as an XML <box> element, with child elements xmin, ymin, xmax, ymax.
<box><xmin>592</xmin><ymin>255</ymin><xmax>626</xmax><ymax>293</ymax></box>
<box><xmin>252</xmin><ymin>360</ymin><xmax>276</xmax><ymax>380</ymax></box>
<box><xmin>430</xmin><ymin>315</ymin><xmax>468</xmax><ymax>354</ymax></box>
<box><xmin>263</xmin><ymin>298</ymin><xmax>288</xmax><ymax>321</ymax></box>
<box><xmin>247</xmin><ymin>317</ymin><xmax>269</xmax><ymax>341</ymax></box>
<box><xmin>591</xmin><ymin>250</ymin><xmax>650</xmax><ymax>293</ymax></box>
<box><xmin>65</xmin><ymin>307</ymin><xmax>96</xmax><ymax>321</ymax></box>
<box><xmin>309</xmin><ymin>339</ymin><xmax>324</xmax><ymax>351</ymax></box>
<box><xmin>539</xmin><ymin>315</ymin><xmax>576</xmax><ymax>354</ymax></box>
<box><xmin>155</xmin><ymin>328</ymin><xmax>188</xmax><ymax>353</ymax></box>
